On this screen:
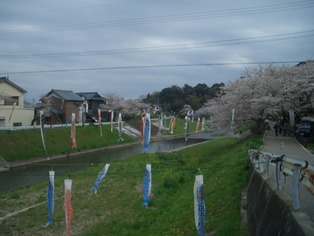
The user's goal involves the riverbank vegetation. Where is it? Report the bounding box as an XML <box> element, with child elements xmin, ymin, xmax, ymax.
<box><xmin>0</xmin><ymin>118</ymin><xmax>200</xmax><ymax>163</ymax></box>
<box><xmin>0</xmin><ymin>134</ymin><xmax>263</xmax><ymax>235</ymax></box>
<box><xmin>0</xmin><ymin>124</ymin><xmax>134</xmax><ymax>163</ymax></box>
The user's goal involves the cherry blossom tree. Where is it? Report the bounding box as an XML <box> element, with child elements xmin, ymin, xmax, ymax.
<box><xmin>103</xmin><ymin>93</ymin><xmax>152</xmax><ymax>118</ymax></box>
<box><xmin>103</xmin><ymin>92</ymin><xmax>126</xmax><ymax>112</ymax></box>
<box><xmin>287</xmin><ymin>61</ymin><xmax>314</xmax><ymax>118</ymax></box>
<box><xmin>203</xmin><ymin>61</ymin><xmax>314</xmax><ymax>131</ymax></box>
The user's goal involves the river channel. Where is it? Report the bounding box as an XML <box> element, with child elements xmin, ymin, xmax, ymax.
<box><xmin>0</xmin><ymin>137</ymin><xmax>207</xmax><ymax>192</ymax></box>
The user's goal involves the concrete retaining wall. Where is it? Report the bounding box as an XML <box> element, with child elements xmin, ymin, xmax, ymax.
<box><xmin>247</xmin><ymin>163</ymin><xmax>313</xmax><ymax>236</ymax></box>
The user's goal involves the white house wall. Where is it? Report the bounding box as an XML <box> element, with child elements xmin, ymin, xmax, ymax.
<box><xmin>0</xmin><ymin>107</ymin><xmax>34</xmax><ymax>127</ymax></box>
<box><xmin>0</xmin><ymin>80</ymin><xmax>34</xmax><ymax>127</ymax></box>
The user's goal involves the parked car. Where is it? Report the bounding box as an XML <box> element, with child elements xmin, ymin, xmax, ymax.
<box><xmin>294</xmin><ymin>121</ymin><xmax>312</xmax><ymax>137</ymax></box>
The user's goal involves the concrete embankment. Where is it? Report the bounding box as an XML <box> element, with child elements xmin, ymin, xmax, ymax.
<box><xmin>0</xmin><ymin>155</ymin><xmax>10</xmax><ymax>172</ymax></box>
<box><xmin>247</xmin><ymin>163</ymin><xmax>314</xmax><ymax>236</ymax></box>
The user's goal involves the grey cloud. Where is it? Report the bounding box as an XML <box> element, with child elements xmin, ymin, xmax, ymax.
<box><xmin>1</xmin><ymin>0</ymin><xmax>313</xmax><ymax>102</ymax></box>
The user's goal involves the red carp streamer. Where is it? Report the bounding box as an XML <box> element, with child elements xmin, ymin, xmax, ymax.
<box><xmin>169</xmin><ymin>116</ymin><xmax>176</xmax><ymax>134</ymax></box>
<box><xmin>98</xmin><ymin>109</ymin><xmax>102</xmax><ymax>137</ymax></box>
<box><xmin>64</xmin><ymin>180</ymin><xmax>73</xmax><ymax>236</ymax></box>
<box><xmin>71</xmin><ymin>113</ymin><xmax>77</xmax><ymax>148</ymax></box>
<box><xmin>195</xmin><ymin>117</ymin><xmax>201</xmax><ymax>133</ymax></box>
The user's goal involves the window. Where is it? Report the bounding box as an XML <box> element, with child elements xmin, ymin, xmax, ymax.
<box><xmin>13</xmin><ymin>122</ymin><xmax>22</xmax><ymax>127</ymax></box>
<box><xmin>4</xmin><ymin>96</ymin><xmax>19</xmax><ymax>106</ymax></box>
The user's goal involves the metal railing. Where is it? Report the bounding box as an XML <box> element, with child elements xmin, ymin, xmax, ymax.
<box><xmin>248</xmin><ymin>149</ymin><xmax>314</xmax><ymax>209</ymax></box>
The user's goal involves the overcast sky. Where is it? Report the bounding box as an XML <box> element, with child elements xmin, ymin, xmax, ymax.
<box><xmin>0</xmin><ymin>0</ymin><xmax>313</xmax><ymax>102</ymax></box>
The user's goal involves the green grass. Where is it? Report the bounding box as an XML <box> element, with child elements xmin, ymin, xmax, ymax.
<box><xmin>163</xmin><ymin>117</ymin><xmax>198</xmax><ymax>136</ymax></box>
<box><xmin>0</xmin><ymin>118</ymin><xmax>202</xmax><ymax>163</ymax></box>
<box><xmin>0</xmin><ymin>124</ymin><xmax>134</xmax><ymax>162</ymax></box>
<box><xmin>306</xmin><ymin>136</ymin><xmax>314</xmax><ymax>152</ymax></box>
<box><xmin>235</xmin><ymin>121</ymin><xmax>254</xmax><ymax>134</ymax></box>
<box><xmin>0</xmin><ymin>135</ymin><xmax>263</xmax><ymax>235</ymax></box>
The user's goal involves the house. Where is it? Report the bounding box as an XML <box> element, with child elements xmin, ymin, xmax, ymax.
<box><xmin>39</xmin><ymin>89</ymin><xmax>85</xmax><ymax>124</ymax></box>
<box><xmin>0</xmin><ymin>77</ymin><xmax>34</xmax><ymax>127</ymax></box>
<box><xmin>127</xmin><ymin>99</ymin><xmax>152</xmax><ymax>116</ymax></box>
<box><xmin>76</xmin><ymin>92</ymin><xmax>107</xmax><ymax>120</ymax></box>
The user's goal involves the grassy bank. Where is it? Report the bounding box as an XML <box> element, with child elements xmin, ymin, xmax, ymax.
<box><xmin>0</xmin><ymin>118</ymin><xmax>201</xmax><ymax>163</ymax></box>
<box><xmin>0</xmin><ymin>124</ymin><xmax>134</xmax><ymax>162</ymax></box>
<box><xmin>0</xmin><ymin>135</ymin><xmax>263</xmax><ymax>235</ymax></box>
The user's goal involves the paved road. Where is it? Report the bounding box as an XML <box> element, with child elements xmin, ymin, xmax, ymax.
<box><xmin>262</xmin><ymin>128</ymin><xmax>314</xmax><ymax>221</ymax></box>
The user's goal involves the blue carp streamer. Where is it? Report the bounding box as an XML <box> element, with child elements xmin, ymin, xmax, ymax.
<box><xmin>92</xmin><ymin>164</ymin><xmax>110</xmax><ymax>193</ymax></box>
<box><xmin>163</xmin><ymin>115</ymin><xmax>167</xmax><ymax>129</ymax></box>
<box><xmin>194</xmin><ymin>175</ymin><xmax>205</xmax><ymax>236</ymax></box>
<box><xmin>44</xmin><ymin>171</ymin><xmax>54</xmax><ymax>227</ymax></box>
<box><xmin>143</xmin><ymin>114</ymin><xmax>151</xmax><ymax>151</ymax></box>
<box><xmin>143</xmin><ymin>164</ymin><xmax>152</xmax><ymax>207</ymax></box>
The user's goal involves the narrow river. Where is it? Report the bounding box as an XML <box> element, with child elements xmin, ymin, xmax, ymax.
<box><xmin>0</xmin><ymin>138</ymin><xmax>206</xmax><ymax>192</ymax></box>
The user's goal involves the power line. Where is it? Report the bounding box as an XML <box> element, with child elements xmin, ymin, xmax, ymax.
<box><xmin>0</xmin><ymin>30</ymin><xmax>313</xmax><ymax>59</ymax></box>
<box><xmin>1</xmin><ymin>61</ymin><xmax>301</xmax><ymax>75</ymax></box>
<box><xmin>0</xmin><ymin>0</ymin><xmax>147</xmax><ymax>18</ymax></box>
<box><xmin>1</xmin><ymin>1</ymin><xmax>313</xmax><ymax>34</ymax></box>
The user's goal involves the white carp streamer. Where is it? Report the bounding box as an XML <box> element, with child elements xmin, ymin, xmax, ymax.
<box><xmin>71</xmin><ymin>113</ymin><xmax>77</xmax><ymax>148</ymax></box>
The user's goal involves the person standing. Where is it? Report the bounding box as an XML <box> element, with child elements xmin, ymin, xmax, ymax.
<box><xmin>283</xmin><ymin>122</ymin><xmax>289</xmax><ymax>136</ymax></box>
<box><xmin>273</xmin><ymin>122</ymin><xmax>279</xmax><ymax>136</ymax></box>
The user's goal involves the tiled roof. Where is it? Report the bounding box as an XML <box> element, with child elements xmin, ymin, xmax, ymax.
<box><xmin>0</xmin><ymin>77</ymin><xmax>27</xmax><ymax>93</ymax></box>
<box><xmin>77</xmin><ymin>92</ymin><xmax>106</xmax><ymax>101</ymax></box>
<box><xmin>46</xmin><ymin>89</ymin><xmax>84</xmax><ymax>101</ymax></box>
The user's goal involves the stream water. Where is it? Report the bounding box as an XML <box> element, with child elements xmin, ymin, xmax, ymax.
<box><xmin>0</xmin><ymin>138</ymin><xmax>206</xmax><ymax>192</ymax></box>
